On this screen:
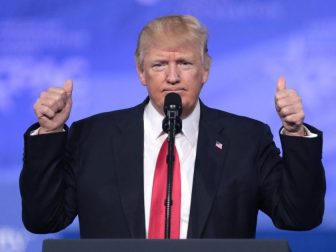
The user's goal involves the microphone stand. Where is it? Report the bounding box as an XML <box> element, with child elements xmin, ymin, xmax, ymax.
<box><xmin>164</xmin><ymin>109</ymin><xmax>180</xmax><ymax>239</ymax></box>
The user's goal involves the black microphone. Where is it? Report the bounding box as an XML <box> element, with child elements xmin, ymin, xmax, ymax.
<box><xmin>162</xmin><ymin>93</ymin><xmax>182</xmax><ymax>134</ymax></box>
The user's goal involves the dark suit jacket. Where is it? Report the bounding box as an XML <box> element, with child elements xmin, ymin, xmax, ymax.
<box><xmin>20</xmin><ymin>100</ymin><xmax>325</xmax><ymax>238</ymax></box>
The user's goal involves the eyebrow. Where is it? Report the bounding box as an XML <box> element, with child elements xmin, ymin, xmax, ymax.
<box><xmin>150</xmin><ymin>55</ymin><xmax>194</xmax><ymax>62</ymax></box>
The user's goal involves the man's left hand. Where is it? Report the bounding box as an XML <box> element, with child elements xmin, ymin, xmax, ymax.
<box><xmin>275</xmin><ymin>77</ymin><xmax>305</xmax><ymax>136</ymax></box>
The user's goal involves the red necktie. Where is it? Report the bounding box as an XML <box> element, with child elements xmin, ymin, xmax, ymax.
<box><xmin>148</xmin><ymin>138</ymin><xmax>181</xmax><ymax>239</ymax></box>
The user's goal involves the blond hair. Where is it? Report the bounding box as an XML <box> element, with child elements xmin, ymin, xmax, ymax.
<box><xmin>135</xmin><ymin>15</ymin><xmax>211</xmax><ymax>70</ymax></box>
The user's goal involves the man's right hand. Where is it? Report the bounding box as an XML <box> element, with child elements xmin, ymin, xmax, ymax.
<box><xmin>33</xmin><ymin>80</ymin><xmax>73</xmax><ymax>134</ymax></box>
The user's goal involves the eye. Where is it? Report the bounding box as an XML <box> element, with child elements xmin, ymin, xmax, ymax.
<box><xmin>178</xmin><ymin>61</ymin><xmax>193</xmax><ymax>69</ymax></box>
<box><xmin>152</xmin><ymin>62</ymin><xmax>166</xmax><ymax>71</ymax></box>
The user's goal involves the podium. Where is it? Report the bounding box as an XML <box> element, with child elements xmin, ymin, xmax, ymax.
<box><xmin>43</xmin><ymin>239</ymin><xmax>291</xmax><ymax>252</ymax></box>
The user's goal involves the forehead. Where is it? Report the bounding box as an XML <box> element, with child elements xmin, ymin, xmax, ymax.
<box><xmin>144</xmin><ymin>46</ymin><xmax>201</xmax><ymax>60</ymax></box>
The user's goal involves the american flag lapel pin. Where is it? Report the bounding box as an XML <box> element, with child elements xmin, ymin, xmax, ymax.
<box><xmin>215</xmin><ymin>141</ymin><xmax>223</xmax><ymax>150</ymax></box>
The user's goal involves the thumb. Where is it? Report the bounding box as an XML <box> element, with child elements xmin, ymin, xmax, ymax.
<box><xmin>63</xmin><ymin>80</ymin><xmax>73</xmax><ymax>96</ymax></box>
<box><xmin>277</xmin><ymin>76</ymin><xmax>286</xmax><ymax>92</ymax></box>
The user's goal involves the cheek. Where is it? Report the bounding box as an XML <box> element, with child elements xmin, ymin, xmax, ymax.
<box><xmin>146</xmin><ymin>82</ymin><xmax>163</xmax><ymax>104</ymax></box>
<box><xmin>188</xmin><ymin>73</ymin><xmax>205</xmax><ymax>93</ymax></box>
<box><xmin>145</xmin><ymin>71</ymin><xmax>163</xmax><ymax>85</ymax></box>
<box><xmin>190</xmin><ymin>86</ymin><xmax>202</xmax><ymax>101</ymax></box>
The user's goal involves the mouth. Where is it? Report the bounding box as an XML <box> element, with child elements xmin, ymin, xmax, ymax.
<box><xmin>162</xmin><ymin>89</ymin><xmax>186</xmax><ymax>94</ymax></box>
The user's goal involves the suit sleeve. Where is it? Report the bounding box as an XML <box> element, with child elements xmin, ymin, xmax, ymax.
<box><xmin>19</xmin><ymin>123</ymin><xmax>78</xmax><ymax>234</ymax></box>
<box><xmin>258</xmin><ymin>123</ymin><xmax>325</xmax><ymax>230</ymax></box>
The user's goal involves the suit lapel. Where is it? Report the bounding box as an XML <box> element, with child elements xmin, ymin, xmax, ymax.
<box><xmin>111</xmin><ymin>102</ymin><xmax>147</xmax><ymax>238</ymax></box>
<box><xmin>188</xmin><ymin>104</ymin><xmax>230</xmax><ymax>238</ymax></box>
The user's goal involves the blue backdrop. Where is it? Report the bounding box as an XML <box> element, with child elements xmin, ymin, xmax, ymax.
<box><xmin>0</xmin><ymin>0</ymin><xmax>335</xmax><ymax>251</ymax></box>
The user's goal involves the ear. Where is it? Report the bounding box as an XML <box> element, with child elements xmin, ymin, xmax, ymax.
<box><xmin>202</xmin><ymin>68</ymin><xmax>210</xmax><ymax>84</ymax></box>
<box><xmin>201</xmin><ymin>56</ymin><xmax>211</xmax><ymax>84</ymax></box>
<box><xmin>136</xmin><ymin>65</ymin><xmax>147</xmax><ymax>86</ymax></box>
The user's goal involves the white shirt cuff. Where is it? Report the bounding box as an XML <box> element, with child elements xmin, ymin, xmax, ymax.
<box><xmin>280</xmin><ymin>125</ymin><xmax>318</xmax><ymax>138</ymax></box>
<box><xmin>30</xmin><ymin>127</ymin><xmax>65</xmax><ymax>136</ymax></box>
<box><xmin>30</xmin><ymin>128</ymin><xmax>40</xmax><ymax>136</ymax></box>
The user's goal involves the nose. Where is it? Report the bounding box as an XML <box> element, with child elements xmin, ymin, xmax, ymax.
<box><xmin>166</xmin><ymin>63</ymin><xmax>180</xmax><ymax>84</ymax></box>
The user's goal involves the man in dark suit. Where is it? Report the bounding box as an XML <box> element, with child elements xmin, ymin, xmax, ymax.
<box><xmin>20</xmin><ymin>15</ymin><xmax>325</xmax><ymax>239</ymax></box>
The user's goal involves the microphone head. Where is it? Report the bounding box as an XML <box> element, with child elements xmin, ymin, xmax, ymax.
<box><xmin>163</xmin><ymin>93</ymin><xmax>182</xmax><ymax>116</ymax></box>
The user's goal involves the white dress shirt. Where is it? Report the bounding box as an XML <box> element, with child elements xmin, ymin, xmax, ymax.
<box><xmin>143</xmin><ymin>100</ymin><xmax>200</xmax><ymax>239</ymax></box>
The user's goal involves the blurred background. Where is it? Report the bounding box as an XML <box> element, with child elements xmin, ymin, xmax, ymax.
<box><xmin>0</xmin><ymin>0</ymin><xmax>335</xmax><ymax>251</ymax></box>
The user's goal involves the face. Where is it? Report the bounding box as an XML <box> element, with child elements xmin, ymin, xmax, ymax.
<box><xmin>137</xmin><ymin>45</ymin><xmax>209</xmax><ymax>118</ymax></box>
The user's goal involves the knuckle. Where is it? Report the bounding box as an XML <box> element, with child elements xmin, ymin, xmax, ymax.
<box><xmin>34</xmin><ymin>101</ymin><xmax>44</xmax><ymax>114</ymax></box>
<box><xmin>60</xmin><ymin>89</ymin><xmax>66</xmax><ymax>95</ymax></box>
<box><xmin>280</xmin><ymin>110</ymin><xmax>286</xmax><ymax>118</ymax></box>
<box><xmin>282</xmin><ymin>107</ymin><xmax>289</xmax><ymax>115</ymax></box>
<box><xmin>48</xmin><ymin>109</ymin><xmax>55</xmax><ymax>118</ymax></box>
<box><xmin>45</xmin><ymin>99</ymin><xmax>54</xmax><ymax>107</ymax></box>
<box><xmin>275</xmin><ymin>94</ymin><xmax>281</xmax><ymax>101</ymax></box>
<box><xmin>55</xmin><ymin>93</ymin><xmax>66</xmax><ymax>104</ymax></box>
<box><xmin>42</xmin><ymin>106</ymin><xmax>49</xmax><ymax>114</ymax></box>
<box><xmin>53</xmin><ymin>94</ymin><xmax>61</xmax><ymax>103</ymax></box>
<box><xmin>276</xmin><ymin>100</ymin><xmax>284</xmax><ymax>108</ymax></box>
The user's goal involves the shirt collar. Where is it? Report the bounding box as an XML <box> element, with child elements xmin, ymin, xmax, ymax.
<box><xmin>144</xmin><ymin>99</ymin><xmax>200</xmax><ymax>146</ymax></box>
<box><xmin>144</xmin><ymin>100</ymin><xmax>165</xmax><ymax>141</ymax></box>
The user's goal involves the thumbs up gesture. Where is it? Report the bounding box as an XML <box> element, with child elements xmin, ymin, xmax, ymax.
<box><xmin>275</xmin><ymin>77</ymin><xmax>305</xmax><ymax>136</ymax></box>
<box><xmin>33</xmin><ymin>80</ymin><xmax>73</xmax><ymax>134</ymax></box>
